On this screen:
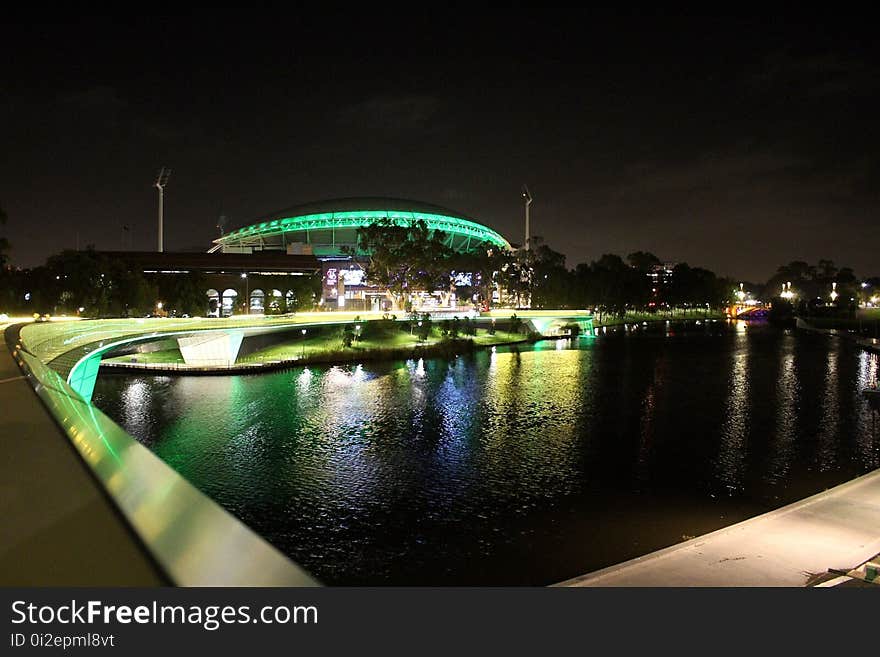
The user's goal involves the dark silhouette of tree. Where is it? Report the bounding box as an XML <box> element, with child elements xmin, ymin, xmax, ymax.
<box><xmin>626</xmin><ymin>251</ymin><xmax>661</xmax><ymax>272</ymax></box>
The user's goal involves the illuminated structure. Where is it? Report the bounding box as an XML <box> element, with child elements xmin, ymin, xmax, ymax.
<box><xmin>210</xmin><ymin>197</ymin><xmax>511</xmax><ymax>256</ymax></box>
<box><xmin>211</xmin><ymin>197</ymin><xmax>512</xmax><ymax>311</ymax></box>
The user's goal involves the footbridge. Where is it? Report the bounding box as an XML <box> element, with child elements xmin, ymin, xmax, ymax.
<box><xmin>482</xmin><ymin>309</ymin><xmax>594</xmax><ymax>336</ymax></box>
<box><xmin>23</xmin><ymin>313</ymin><xmax>392</xmax><ymax>402</ymax></box>
<box><xmin>25</xmin><ymin>310</ymin><xmax>594</xmax><ymax>403</ymax></box>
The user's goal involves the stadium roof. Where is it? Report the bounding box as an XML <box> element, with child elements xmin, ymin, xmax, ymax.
<box><xmin>214</xmin><ymin>197</ymin><xmax>512</xmax><ymax>252</ymax></box>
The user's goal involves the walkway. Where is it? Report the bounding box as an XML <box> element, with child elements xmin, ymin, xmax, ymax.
<box><xmin>0</xmin><ymin>324</ymin><xmax>166</xmax><ymax>584</ymax></box>
<box><xmin>558</xmin><ymin>467</ymin><xmax>880</xmax><ymax>587</ymax></box>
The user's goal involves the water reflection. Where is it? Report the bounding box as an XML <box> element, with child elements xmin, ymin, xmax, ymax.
<box><xmin>91</xmin><ymin>325</ymin><xmax>878</xmax><ymax>585</ymax></box>
<box><xmin>716</xmin><ymin>327</ymin><xmax>750</xmax><ymax>494</ymax></box>
<box><xmin>815</xmin><ymin>343</ymin><xmax>840</xmax><ymax>472</ymax></box>
<box><xmin>766</xmin><ymin>333</ymin><xmax>798</xmax><ymax>485</ymax></box>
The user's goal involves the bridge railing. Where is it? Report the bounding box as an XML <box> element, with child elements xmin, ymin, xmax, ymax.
<box><xmin>9</xmin><ymin>326</ymin><xmax>320</xmax><ymax>586</ymax></box>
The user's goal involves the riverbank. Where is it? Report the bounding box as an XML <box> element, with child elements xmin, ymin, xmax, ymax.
<box><xmin>796</xmin><ymin>317</ymin><xmax>880</xmax><ymax>355</ymax></box>
<box><xmin>98</xmin><ymin>312</ymin><xmax>729</xmax><ymax>375</ymax></box>
<box><xmin>592</xmin><ymin>309</ymin><xmax>725</xmax><ymax>327</ymax></box>
<box><xmin>101</xmin><ymin>327</ymin><xmax>536</xmax><ymax>374</ymax></box>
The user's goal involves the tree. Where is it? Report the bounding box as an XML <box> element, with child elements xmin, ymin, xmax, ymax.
<box><xmin>341</xmin><ymin>324</ymin><xmax>355</xmax><ymax>348</ymax></box>
<box><xmin>155</xmin><ymin>270</ymin><xmax>208</xmax><ymax>316</ymax></box>
<box><xmin>529</xmin><ymin>239</ymin><xmax>572</xmax><ymax>308</ymax></box>
<box><xmin>573</xmin><ymin>254</ymin><xmax>635</xmax><ymax>319</ymax></box>
<box><xmin>355</xmin><ymin>218</ymin><xmax>456</xmax><ymax>311</ymax></box>
<box><xmin>417</xmin><ymin>313</ymin><xmax>432</xmax><ymax>341</ymax></box>
<box><xmin>510</xmin><ymin>313</ymin><xmax>523</xmax><ymax>335</ymax></box>
<box><xmin>667</xmin><ymin>263</ymin><xmax>724</xmax><ymax>310</ymax></box>
<box><xmin>626</xmin><ymin>251</ymin><xmax>661</xmax><ymax>272</ymax></box>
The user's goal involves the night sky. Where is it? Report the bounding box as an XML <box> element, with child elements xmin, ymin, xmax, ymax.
<box><xmin>2</xmin><ymin>12</ymin><xmax>878</xmax><ymax>281</ymax></box>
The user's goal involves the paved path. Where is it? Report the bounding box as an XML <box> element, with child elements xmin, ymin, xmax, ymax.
<box><xmin>0</xmin><ymin>324</ymin><xmax>166</xmax><ymax>585</ymax></box>
<box><xmin>558</xmin><ymin>466</ymin><xmax>880</xmax><ymax>587</ymax></box>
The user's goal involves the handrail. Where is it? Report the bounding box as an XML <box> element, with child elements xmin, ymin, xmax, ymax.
<box><xmin>7</xmin><ymin>324</ymin><xmax>320</xmax><ymax>586</ymax></box>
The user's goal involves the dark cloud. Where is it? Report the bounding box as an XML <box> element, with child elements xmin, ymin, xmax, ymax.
<box><xmin>750</xmin><ymin>51</ymin><xmax>878</xmax><ymax>99</ymax></box>
<box><xmin>336</xmin><ymin>95</ymin><xmax>444</xmax><ymax>135</ymax></box>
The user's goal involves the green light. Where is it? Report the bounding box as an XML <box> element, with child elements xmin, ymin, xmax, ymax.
<box><xmin>217</xmin><ymin>209</ymin><xmax>512</xmax><ymax>250</ymax></box>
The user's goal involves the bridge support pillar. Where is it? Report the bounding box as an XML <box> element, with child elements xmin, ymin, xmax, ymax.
<box><xmin>177</xmin><ymin>331</ymin><xmax>244</xmax><ymax>368</ymax></box>
<box><xmin>68</xmin><ymin>352</ymin><xmax>103</xmax><ymax>402</ymax></box>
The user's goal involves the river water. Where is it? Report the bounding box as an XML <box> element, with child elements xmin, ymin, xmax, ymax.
<box><xmin>92</xmin><ymin>321</ymin><xmax>880</xmax><ymax>584</ymax></box>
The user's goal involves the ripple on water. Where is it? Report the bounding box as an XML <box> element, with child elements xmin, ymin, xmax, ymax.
<box><xmin>92</xmin><ymin>326</ymin><xmax>879</xmax><ymax>585</ymax></box>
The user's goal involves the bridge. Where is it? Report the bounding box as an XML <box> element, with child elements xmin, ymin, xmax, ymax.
<box><xmin>728</xmin><ymin>304</ymin><xmax>768</xmax><ymax>319</ymax></box>
<box><xmin>23</xmin><ymin>310</ymin><xmax>594</xmax><ymax>402</ymax></box>
<box><xmin>2</xmin><ymin>309</ymin><xmax>590</xmax><ymax>584</ymax></box>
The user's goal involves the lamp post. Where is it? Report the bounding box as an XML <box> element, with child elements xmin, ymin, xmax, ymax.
<box><xmin>241</xmin><ymin>273</ymin><xmax>249</xmax><ymax>314</ymax></box>
<box><xmin>355</xmin><ymin>324</ymin><xmax>361</xmax><ymax>343</ymax></box>
<box><xmin>301</xmin><ymin>328</ymin><xmax>307</xmax><ymax>358</ymax></box>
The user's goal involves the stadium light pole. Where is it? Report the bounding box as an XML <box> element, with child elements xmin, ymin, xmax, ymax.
<box><xmin>521</xmin><ymin>185</ymin><xmax>532</xmax><ymax>251</ymax></box>
<box><xmin>154</xmin><ymin>167</ymin><xmax>171</xmax><ymax>252</ymax></box>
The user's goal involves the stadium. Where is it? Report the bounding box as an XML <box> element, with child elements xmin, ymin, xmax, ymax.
<box><xmin>209</xmin><ymin>197</ymin><xmax>513</xmax><ymax>313</ymax></box>
<box><xmin>103</xmin><ymin>197</ymin><xmax>514</xmax><ymax>315</ymax></box>
<box><xmin>210</xmin><ymin>197</ymin><xmax>512</xmax><ymax>256</ymax></box>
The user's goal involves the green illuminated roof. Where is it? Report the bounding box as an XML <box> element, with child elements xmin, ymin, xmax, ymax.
<box><xmin>214</xmin><ymin>197</ymin><xmax>512</xmax><ymax>251</ymax></box>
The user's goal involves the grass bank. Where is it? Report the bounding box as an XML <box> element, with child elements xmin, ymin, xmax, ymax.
<box><xmin>103</xmin><ymin>326</ymin><xmax>531</xmax><ymax>369</ymax></box>
<box><xmin>593</xmin><ymin>309</ymin><xmax>726</xmax><ymax>327</ymax></box>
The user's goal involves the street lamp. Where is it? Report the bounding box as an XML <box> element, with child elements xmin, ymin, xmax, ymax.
<box><xmin>301</xmin><ymin>328</ymin><xmax>307</xmax><ymax>358</ymax></box>
<box><xmin>781</xmin><ymin>281</ymin><xmax>794</xmax><ymax>300</ymax></box>
<box><xmin>241</xmin><ymin>273</ymin><xmax>249</xmax><ymax>314</ymax></box>
<box><xmin>355</xmin><ymin>324</ymin><xmax>361</xmax><ymax>342</ymax></box>
<box><xmin>830</xmin><ymin>282</ymin><xmax>839</xmax><ymax>303</ymax></box>
<box><xmin>736</xmin><ymin>283</ymin><xmax>746</xmax><ymax>302</ymax></box>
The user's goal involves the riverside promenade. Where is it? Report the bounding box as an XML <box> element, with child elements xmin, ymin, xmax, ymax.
<box><xmin>558</xmin><ymin>466</ymin><xmax>880</xmax><ymax>587</ymax></box>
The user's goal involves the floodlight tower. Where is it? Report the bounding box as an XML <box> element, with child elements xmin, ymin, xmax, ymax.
<box><xmin>154</xmin><ymin>167</ymin><xmax>172</xmax><ymax>252</ymax></box>
<box><xmin>521</xmin><ymin>185</ymin><xmax>533</xmax><ymax>251</ymax></box>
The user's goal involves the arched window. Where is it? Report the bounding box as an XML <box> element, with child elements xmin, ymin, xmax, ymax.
<box><xmin>221</xmin><ymin>289</ymin><xmax>238</xmax><ymax>317</ymax></box>
<box><xmin>249</xmin><ymin>289</ymin><xmax>265</xmax><ymax>313</ymax></box>
<box><xmin>268</xmin><ymin>289</ymin><xmax>283</xmax><ymax>312</ymax></box>
<box><xmin>206</xmin><ymin>289</ymin><xmax>220</xmax><ymax>317</ymax></box>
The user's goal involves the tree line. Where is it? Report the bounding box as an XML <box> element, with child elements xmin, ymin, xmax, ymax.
<box><xmin>1</xmin><ymin>214</ymin><xmax>875</xmax><ymax>319</ymax></box>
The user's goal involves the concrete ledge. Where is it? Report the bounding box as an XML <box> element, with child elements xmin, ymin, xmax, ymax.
<box><xmin>557</xmin><ymin>466</ymin><xmax>880</xmax><ymax>587</ymax></box>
